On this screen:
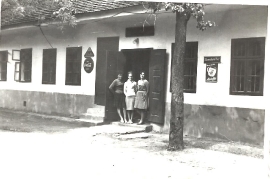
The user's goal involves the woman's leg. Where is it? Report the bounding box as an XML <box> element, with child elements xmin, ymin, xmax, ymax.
<box><xmin>138</xmin><ymin>109</ymin><xmax>144</xmax><ymax>124</ymax></box>
<box><xmin>130</xmin><ymin>110</ymin><xmax>134</xmax><ymax>123</ymax></box>
<box><xmin>117</xmin><ymin>107</ymin><xmax>124</xmax><ymax>122</ymax></box>
<box><xmin>127</xmin><ymin>110</ymin><xmax>131</xmax><ymax>121</ymax></box>
<box><xmin>123</xmin><ymin>108</ymin><xmax>127</xmax><ymax>123</ymax></box>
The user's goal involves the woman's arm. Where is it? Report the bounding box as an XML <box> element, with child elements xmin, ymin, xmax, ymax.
<box><xmin>109</xmin><ymin>80</ymin><xmax>116</xmax><ymax>94</ymax></box>
<box><xmin>145</xmin><ymin>81</ymin><xmax>149</xmax><ymax>96</ymax></box>
<box><xmin>124</xmin><ymin>82</ymin><xmax>127</xmax><ymax>96</ymax></box>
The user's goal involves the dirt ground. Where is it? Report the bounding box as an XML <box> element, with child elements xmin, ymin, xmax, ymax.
<box><xmin>0</xmin><ymin>108</ymin><xmax>267</xmax><ymax>179</ymax></box>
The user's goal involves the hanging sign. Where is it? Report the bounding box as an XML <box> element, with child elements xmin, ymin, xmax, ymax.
<box><xmin>206</xmin><ymin>63</ymin><xmax>218</xmax><ymax>83</ymax></box>
<box><xmin>83</xmin><ymin>58</ymin><xmax>94</xmax><ymax>73</ymax></box>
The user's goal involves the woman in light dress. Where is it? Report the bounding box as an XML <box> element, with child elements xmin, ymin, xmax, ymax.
<box><xmin>124</xmin><ymin>72</ymin><xmax>137</xmax><ymax>124</ymax></box>
<box><xmin>109</xmin><ymin>73</ymin><xmax>127</xmax><ymax>123</ymax></box>
<box><xmin>134</xmin><ymin>71</ymin><xmax>149</xmax><ymax>125</ymax></box>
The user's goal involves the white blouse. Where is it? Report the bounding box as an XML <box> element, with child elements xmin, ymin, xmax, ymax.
<box><xmin>124</xmin><ymin>80</ymin><xmax>136</xmax><ymax>96</ymax></box>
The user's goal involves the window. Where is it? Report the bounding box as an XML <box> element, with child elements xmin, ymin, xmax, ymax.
<box><xmin>42</xmin><ymin>49</ymin><xmax>57</xmax><ymax>84</ymax></box>
<box><xmin>65</xmin><ymin>47</ymin><xmax>82</xmax><ymax>86</ymax></box>
<box><xmin>171</xmin><ymin>42</ymin><xmax>198</xmax><ymax>93</ymax></box>
<box><xmin>0</xmin><ymin>51</ymin><xmax>8</xmax><ymax>81</ymax></box>
<box><xmin>230</xmin><ymin>37</ymin><xmax>265</xmax><ymax>96</ymax></box>
<box><xmin>19</xmin><ymin>48</ymin><xmax>32</xmax><ymax>82</ymax></box>
<box><xmin>14</xmin><ymin>62</ymin><xmax>20</xmax><ymax>81</ymax></box>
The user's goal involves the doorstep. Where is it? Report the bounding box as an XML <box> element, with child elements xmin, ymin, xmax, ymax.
<box><xmin>111</xmin><ymin>122</ymin><xmax>153</xmax><ymax>132</ymax></box>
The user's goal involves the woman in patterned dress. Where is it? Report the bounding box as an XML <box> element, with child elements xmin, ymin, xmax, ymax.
<box><xmin>109</xmin><ymin>73</ymin><xmax>127</xmax><ymax>123</ymax></box>
<box><xmin>124</xmin><ymin>72</ymin><xmax>137</xmax><ymax>123</ymax></box>
<box><xmin>134</xmin><ymin>71</ymin><xmax>149</xmax><ymax>125</ymax></box>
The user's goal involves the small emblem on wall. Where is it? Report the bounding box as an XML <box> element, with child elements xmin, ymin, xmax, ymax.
<box><xmin>84</xmin><ymin>58</ymin><xmax>94</xmax><ymax>73</ymax></box>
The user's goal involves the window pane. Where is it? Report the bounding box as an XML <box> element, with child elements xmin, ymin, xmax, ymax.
<box><xmin>250</xmin><ymin>40</ymin><xmax>262</xmax><ymax>57</ymax></box>
<box><xmin>234</xmin><ymin>41</ymin><xmax>246</xmax><ymax>57</ymax></box>
<box><xmin>14</xmin><ymin>72</ymin><xmax>19</xmax><ymax>81</ymax></box>
<box><xmin>232</xmin><ymin>60</ymin><xmax>245</xmax><ymax>92</ymax></box>
<box><xmin>246</xmin><ymin>61</ymin><xmax>261</xmax><ymax>92</ymax></box>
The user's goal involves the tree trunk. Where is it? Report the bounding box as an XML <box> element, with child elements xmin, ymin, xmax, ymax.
<box><xmin>168</xmin><ymin>12</ymin><xmax>188</xmax><ymax>151</ymax></box>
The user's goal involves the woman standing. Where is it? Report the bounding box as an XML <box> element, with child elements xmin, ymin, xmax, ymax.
<box><xmin>109</xmin><ymin>73</ymin><xmax>127</xmax><ymax>123</ymax></box>
<box><xmin>124</xmin><ymin>72</ymin><xmax>137</xmax><ymax>124</ymax></box>
<box><xmin>134</xmin><ymin>71</ymin><xmax>149</xmax><ymax>125</ymax></box>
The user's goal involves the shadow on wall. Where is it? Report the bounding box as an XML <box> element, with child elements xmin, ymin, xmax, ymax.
<box><xmin>184</xmin><ymin>104</ymin><xmax>265</xmax><ymax>146</ymax></box>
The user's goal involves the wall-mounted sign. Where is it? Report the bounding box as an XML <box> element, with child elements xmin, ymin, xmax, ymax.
<box><xmin>84</xmin><ymin>47</ymin><xmax>94</xmax><ymax>58</ymax></box>
<box><xmin>204</xmin><ymin>56</ymin><xmax>221</xmax><ymax>63</ymax></box>
<box><xmin>84</xmin><ymin>58</ymin><xmax>94</xmax><ymax>73</ymax></box>
<box><xmin>206</xmin><ymin>63</ymin><xmax>218</xmax><ymax>83</ymax></box>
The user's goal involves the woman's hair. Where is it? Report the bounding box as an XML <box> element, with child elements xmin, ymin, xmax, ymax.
<box><xmin>117</xmin><ymin>73</ymin><xmax>123</xmax><ymax>77</ymax></box>
<box><xmin>127</xmin><ymin>71</ymin><xmax>133</xmax><ymax>76</ymax></box>
<box><xmin>139</xmin><ymin>70</ymin><xmax>145</xmax><ymax>75</ymax></box>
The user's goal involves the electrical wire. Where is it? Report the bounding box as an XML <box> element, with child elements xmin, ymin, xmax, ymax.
<box><xmin>38</xmin><ymin>25</ymin><xmax>53</xmax><ymax>48</ymax></box>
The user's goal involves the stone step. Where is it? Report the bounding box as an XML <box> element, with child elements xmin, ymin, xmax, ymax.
<box><xmin>111</xmin><ymin>122</ymin><xmax>153</xmax><ymax>132</ymax></box>
<box><xmin>76</xmin><ymin>118</ymin><xmax>108</xmax><ymax>126</ymax></box>
<box><xmin>80</xmin><ymin>113</ymin><xmax>104</xmax><ymax>120</ymax></box>
<box><xmin>86</xmin><ymin>107</ymin><xmax>105</xmax><ymax>117</ymax></box>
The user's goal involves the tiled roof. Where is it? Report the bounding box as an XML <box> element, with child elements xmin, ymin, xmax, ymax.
<box><xmin>1</xmin><ymin>0</ymin><xmax>141</xmax><ymax>27</ymax></box>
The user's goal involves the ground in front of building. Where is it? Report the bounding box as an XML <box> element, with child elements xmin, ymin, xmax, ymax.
<box><xmin>0</xmin><ymin>108</ymin><xmax>266</xmax><ymax>179</ymax></box>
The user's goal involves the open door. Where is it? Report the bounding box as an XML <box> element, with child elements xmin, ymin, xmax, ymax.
<box><xmin>149</xmin><ymin>49</ymin><xmax>166</xmax><ymax>124</ymax></box>
<box><xmin>105</xmin><ymin>51</ymin><xmax>126</xmax><ymax>122</ymax></box>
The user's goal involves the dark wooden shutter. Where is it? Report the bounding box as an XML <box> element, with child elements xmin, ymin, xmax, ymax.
<box><xmin>95</xmin><ymin>37</ymin><xmax>119</xmax><ymax>105</ymax></box>
<box><xmin>19</xmin><ymin>48</ymin><xmax>32</xmax><ymax>82</ymax></box>
<box><xmin>0</xmin><ymin>51</ymin><xmax>8</xmax><ymax>81</ymax></box>
<box><xmin>105</xmin><ymin>51</ymin><xmax>126</xmax><ymax>122</ymax></box>
<box><xmin>149</xmin><ymin>49</ymin><xmax>166</xmax><ymax>124</ymax></box>
<box><xmin>42</xmin><ymin>49</ymin><xmax>57</xmax><ymax>84</ymax></box>
<box><xmin>65</xmin><ymin>47</ymin><xmax>82</xmax><ymax>86</ymax></box>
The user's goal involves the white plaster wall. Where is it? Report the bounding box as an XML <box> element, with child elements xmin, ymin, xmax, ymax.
<box><xmin>0</xmin><ymin>4</ymin><xmax>267</xmax><ymax>109</ymax></box>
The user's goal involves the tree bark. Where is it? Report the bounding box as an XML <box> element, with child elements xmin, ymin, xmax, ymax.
<box><xmin>168</xmin><ymin>12</ymin><xmax>188</xmax><ymax>151</ymax></box>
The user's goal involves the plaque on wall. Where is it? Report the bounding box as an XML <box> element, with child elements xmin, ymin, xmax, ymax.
<box><xmin>84</xmin><ymin>58</ymin><xmax>94</xmax><ymax>73</ymax></box>
<box><xmin>206</xmin><ymin>63</ymin><xmax>218</xmax><ymax>83</ymax></box>
<box><xmin>204</xmin><ymin>56</ymin><xmax>221</xmax><ymax>63</ymax></box>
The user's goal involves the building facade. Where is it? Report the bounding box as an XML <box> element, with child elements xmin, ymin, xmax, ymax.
<box><xmin>0</xmin><ymin>3</ymin><xmax>268</xmax><ymax>145</ymax></box>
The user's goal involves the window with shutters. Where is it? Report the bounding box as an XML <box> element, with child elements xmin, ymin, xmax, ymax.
<box><xmin>14</xmin><ymin>62</ymin><xmax>20</xmax><ymax>81</ymax></box>
<box><xmin>65</xmin><ymin>47</ymin><xmax>82</xmax><ymax>86</ymax></box>
<box><xmin>171</xmin><ymin>42</ymin><xmax>198</xmax><ymax>93</ymax></box>
<box><xmin>42</xmin><ymin>49</ymin><xmax>57</xmax><ymax>84</ymax></box>
<box><xmin>19</xmin><ymin>48</ymin><xmax>32</xmax><ymax>82</ymax></box>
<box><xmin>230</xmin><ymin>37</ymin><xmax>265</xmax><ymax>96</ymax></box>
<box><xmin>0</xmin><ymin>51</ymin><xmax>8</xmax><ymax>81</ymax></box>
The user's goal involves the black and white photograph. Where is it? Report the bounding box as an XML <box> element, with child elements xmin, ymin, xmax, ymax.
<box><xmin>0</xmin><ymin>0</ymin><xmax>269</xmax><ymax>178</ymax></box>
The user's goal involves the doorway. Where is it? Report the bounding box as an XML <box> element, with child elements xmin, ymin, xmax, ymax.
<box><xmin>121</xmin><ymin>48</ymin><xmax>152</xmax><ymax>82</ymax></box>
<box><xmin>105</xmin><ymin>49</ymin><xmax>166</xmax><ymax>124</ymax></box>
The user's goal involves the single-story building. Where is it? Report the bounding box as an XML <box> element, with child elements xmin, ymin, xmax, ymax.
<box><xmin>0</xmin><ymin>1</ymin><xmax>268</xmax><ymax>146</ymax></box>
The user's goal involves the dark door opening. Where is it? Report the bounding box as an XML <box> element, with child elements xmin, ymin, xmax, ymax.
<box><xmin>121</xmin><ymin>48</ymin><xmax>152</xmax><ymax>81</ymax></box>
<box><xmin>105</xmin><ymin>48</ymin><xmax>166</xmax><ymax>124</ymax></box>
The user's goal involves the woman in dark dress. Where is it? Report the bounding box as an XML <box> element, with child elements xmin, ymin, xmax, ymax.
<box><xmin>109</xmin><ymin>73</ymin><xmax>127</xmax><ymax>123</ymax></box>
<box><xmin>134</xmin><ymin>71</ymin><xmax>149</xmax><ymax>124</ymax></box>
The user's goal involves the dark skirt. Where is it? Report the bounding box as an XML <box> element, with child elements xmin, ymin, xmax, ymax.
<box><xmin>114</xmin><ymin>93</ymin><xmax>126</xmax><ymax>108</ymax></box>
